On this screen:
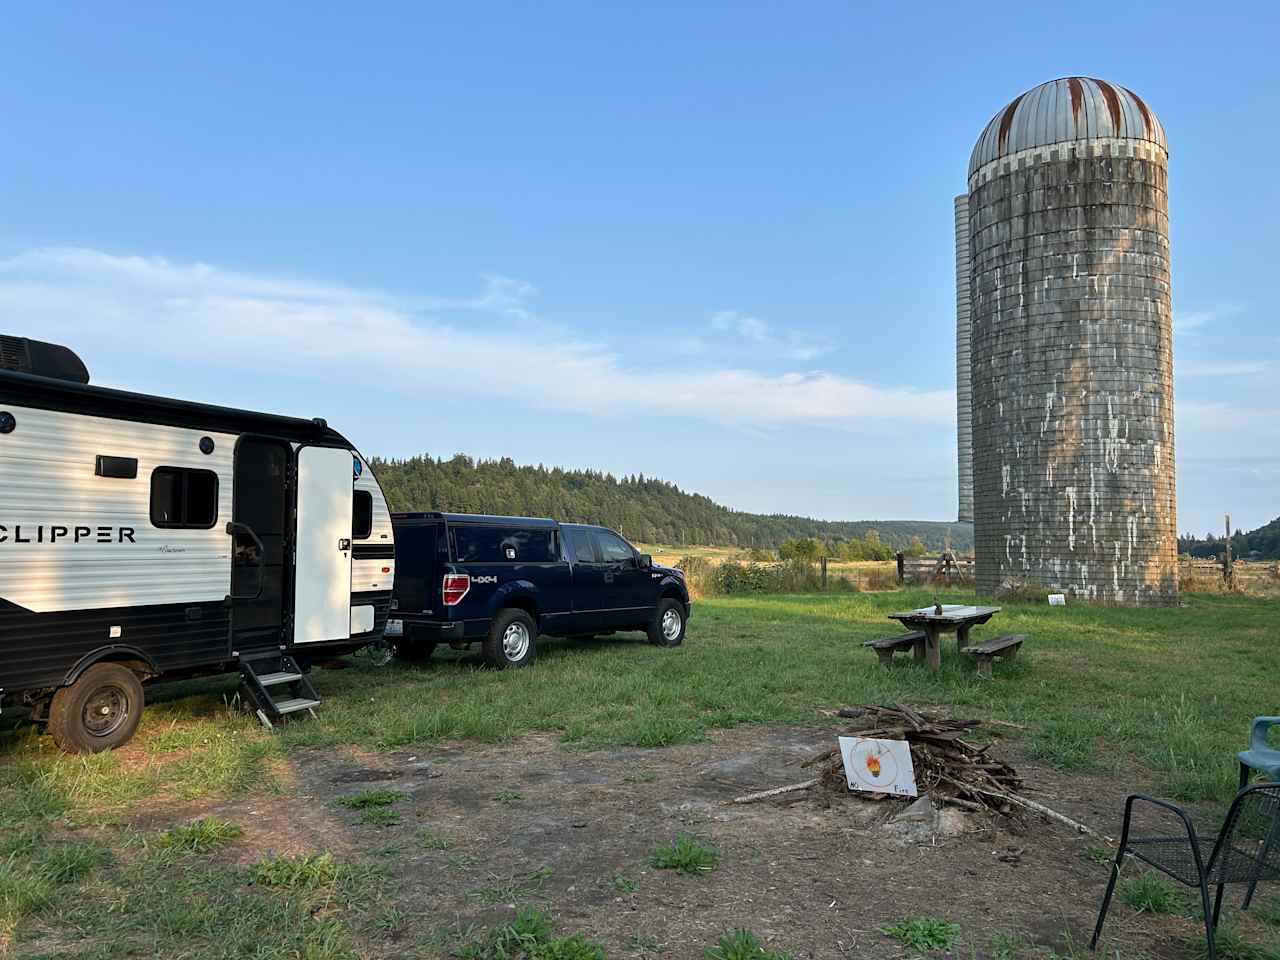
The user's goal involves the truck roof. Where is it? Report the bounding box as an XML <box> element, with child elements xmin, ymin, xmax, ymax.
<box><xmin>391</xmin><ymin>511</ymin><xmax>559</xmax><ymax>528</ymax></box>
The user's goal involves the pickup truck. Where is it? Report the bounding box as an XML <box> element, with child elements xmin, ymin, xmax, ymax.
<box><xmin>385</xmin><ymin>512</ymin><xmax>690</xmax><ymax>667</ymax></box>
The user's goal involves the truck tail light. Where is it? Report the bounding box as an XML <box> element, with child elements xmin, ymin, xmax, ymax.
<box><xmin>442</xmin><ymin>573</ymin><xmax>470</xmax><ymax>606</ymax></box>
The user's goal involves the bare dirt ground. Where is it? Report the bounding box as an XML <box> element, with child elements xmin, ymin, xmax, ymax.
<box><xmin>128</xmin><ymin>723</ymin><xmax>1220</xmax><ymax>959</ymax></box>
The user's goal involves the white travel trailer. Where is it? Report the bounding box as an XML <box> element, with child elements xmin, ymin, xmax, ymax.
<box><xmin>0</xmin><ymin>336</ymin><xmax>395</xmax><ymax>752</ymax></box>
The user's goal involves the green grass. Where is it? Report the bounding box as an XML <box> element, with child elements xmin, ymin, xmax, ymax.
<box><xmin>468</xmin><ymin>867</ymin><xmax>555</xmax><ymax>905</ymax></box>
<box><xmin>335</xmin><ymin>788</ymin><xmax>406</xmax><ymax>809</ymax></box>
<box><xmin>1121</xmin><ymin>871</ymin><xmax>1184</xmax><ymax>914</ymax></box>
<box><xmin>417</xmin><ymin>827</ymin><xmax>453</xmax><ymax>850</ymax></box>
<box><xmin>456</xmin><ymin>907</ymin><xmax>606</xmax><ymax>960</ymax></box>
<box><xmin>152</xmin><ymin>816</ymin><xmax>243</xmax><ymax>853</ymax></box>
<box><xmin>650</xmin><ymin>835</ymin><xmax>718</xmax><ymax>875</ymax></box>
<box><xmin>882</xmin><ymin>916</ymin><xmax>961</xmax><ymax>952</ymax></box>
<box><xmin>358</xmin><ymin>807</ymin><xmax>402</xmax><ymax>826</ymax></box>
<box><xmin>1</xmin><ymin>589</ymin><xmax>1276</xmax><ymax>957</ymax></box>
<box><xmin>704</xmin><ymin>929</ymin><xmax>794</xmax><ymax>960</ymax></box>
<box><xmin>989</xmin><ymin>931</ymin><xmax>1027</xmax><ymax>960</ymax></box>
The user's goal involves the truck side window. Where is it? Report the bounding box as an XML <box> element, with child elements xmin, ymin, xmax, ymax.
<box><xmin>593</xmin><ymin>530</ymin><xmax>635</xmax><ymax>564</ymax></box>
<box><xmin>454</xmin><ymin>526</ymin><xmax>558</xmax><ymax>562</ymax></box>
<box><xmin>570</xmin><ymin>530</ymin><xmax>596</xmax><ymax>563</ymax></box>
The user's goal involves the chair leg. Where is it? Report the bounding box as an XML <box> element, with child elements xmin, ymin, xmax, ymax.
<box><xmin>1090</xmin><ymin>858</ymin><xmax>1122</xmax><ymax>949</ymax></box>
<box><xmin>1199</xmin><ymin>881</ymin><xmax>1217</xmax><ymax>960</ymax></box>
<box><xmin>1242</xmin><ymin>806</ymin><xmax>1280</xmax><ymax>910</ymax></box>
<box><xmin>1212</xmin><ymin>883</ymin><xmax>1225</xmax><ymax>929</ymax></box>
<box><xmin>1239</xmin><ymin>762</ymin><xmax>1250</xmax><ymax>791</ymax></box>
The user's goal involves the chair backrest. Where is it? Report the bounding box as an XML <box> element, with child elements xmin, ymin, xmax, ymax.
<box><xmin>1209</xmin><ymin>783</ymin><xmax>1280</xmax><ymax>884</ymax></box>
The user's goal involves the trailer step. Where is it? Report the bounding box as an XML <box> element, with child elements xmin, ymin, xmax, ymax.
<box><xmin>273</xmin><ymin>697</ymin><xmax>322</xmax><ymax>714</ymax></box>
<box><xmin>256</xmin><ymin>671</ymin><xmax>303</xmax><ymax>686</ymax></box>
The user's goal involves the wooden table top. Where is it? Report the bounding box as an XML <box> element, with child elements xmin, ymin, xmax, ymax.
<box><xmin>888</xmin><ymin>604</ymin><xmax>1001</xmax><ymax>625</ymax></box>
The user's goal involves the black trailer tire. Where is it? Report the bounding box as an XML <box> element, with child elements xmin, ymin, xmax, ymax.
<box><xmin>648</xmin><ymin>598</ymin><xmax>687</xmax><ymax>647</ymax></box>
<box><xmin>48</xmin><ymin>663</ymin><xmax>145</xmax><ymax>753</ymax></box>
<box><xmin>483</xmin><ymin>608</ymin><xmax>537</xmax><ymax>668</ymax></box>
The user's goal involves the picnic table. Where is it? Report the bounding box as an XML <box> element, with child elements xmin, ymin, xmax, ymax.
<box><xmin>887</xmin><ymin>604</ymin><xmax>1001</xmax><ymax>672</ymax></box>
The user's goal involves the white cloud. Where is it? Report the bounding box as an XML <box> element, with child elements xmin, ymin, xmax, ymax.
<box><xmin>0</xmin><ymin>247</ymin><xmax>951</xmax><ymax>426</ymax></box>
<box><xmin>1174</xmin><ymin>305</ymin><xmax>1243</xmax><ymax>335</ymax></box>
<box><xmin>709</xmin><ymin>308</ymin><xmax>835</xmax><ymax>361</ymax></box>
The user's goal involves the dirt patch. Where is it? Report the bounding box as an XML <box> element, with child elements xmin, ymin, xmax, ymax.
<box><xmin>110</xmin><ymin>724</ymin><xmax>1233</xmax><ymax>959</ymax></box>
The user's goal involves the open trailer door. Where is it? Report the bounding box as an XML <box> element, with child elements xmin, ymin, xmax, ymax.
<box><xmin>293</xmin><ymin>445</ymin><xmax>354</xmax><ymax>644</ymax></box>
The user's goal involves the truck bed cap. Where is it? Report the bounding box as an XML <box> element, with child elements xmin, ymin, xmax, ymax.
<box><xmin>391</xmin><ymin>511</ymin><xmax>558</xmax><ymax>527</ymax></box>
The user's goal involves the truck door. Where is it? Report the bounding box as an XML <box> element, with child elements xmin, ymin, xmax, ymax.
<box><xmin>293</xmin><ymin>445</ymin><xmax>354</xmax><ymax>644</ymax></box>
<box><xmin>592</xmin><ymin>528</ymin><xmax>654</xmax><ymax>627</ymax></box>
<box><xmin>563</xmin><ymin>527</ymin><xmax>607</xmax><ymax>634</ymax></box>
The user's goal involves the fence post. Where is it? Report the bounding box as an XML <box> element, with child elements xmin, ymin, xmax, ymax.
<box><xmin>820</xmin><ymin>556</ymin><xmax>828</xmax><ymax>591</ymax></box>
<box><xmin>1224</xmin><ymin>514</ymin><xmax>1234</xmax><ymax>589</ymax></box>
<box><xmin>896</xmin><ymin>552</ymin><xmax>905</xmax><ymax>585</ymax></box>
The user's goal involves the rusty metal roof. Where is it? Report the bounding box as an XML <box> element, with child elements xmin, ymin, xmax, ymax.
<box><xmin>969</xmin><ymin>77</ymin><xmax>1166</xmax><ymax>177</ymax></box>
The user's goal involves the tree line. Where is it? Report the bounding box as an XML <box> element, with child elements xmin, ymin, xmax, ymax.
<box><xmin>1179</xmin><ymin>515</ymin><xmax>1280</xmax><ymax>561</ymax></box>
<box><xmin>370</xmin><ymin>453</ymin><xmax>973</xmax><ymax>552</ymax></box>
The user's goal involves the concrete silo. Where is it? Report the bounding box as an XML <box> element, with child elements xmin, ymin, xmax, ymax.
<box><xmin>956</xmin><ymin>77</ymin><xmax>1177</xmax><ymax>604</ymax></box>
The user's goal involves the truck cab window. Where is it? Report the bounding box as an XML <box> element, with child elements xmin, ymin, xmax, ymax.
<box><xmin>352</xmin><ymin>490</ymin><xmax>373</xmax><ymax>540</ymax></box>
<box><xmin>150</xmin><ymin>467</ymin><xmax>218</xmax><ymax>529</ymax></box>
<box><xmin>570</xmin><ymin>530</ymin><xmax>597</xmax><ymax>563</ymax></box>
<box><xmin>593</xmin><ymin>530</ymin><xmax>635</xmax><ymax>564</ymax></box>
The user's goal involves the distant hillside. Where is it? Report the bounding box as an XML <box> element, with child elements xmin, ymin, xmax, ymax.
<box><xmin>1180</xmin><ymin>516</ymin><xmax>1280</xmax><ymax>561</ymax></box>
<box><xmin>370</xmin><ymin>453</ymin><xmax>973</xmax><ymax>553</ymax></box>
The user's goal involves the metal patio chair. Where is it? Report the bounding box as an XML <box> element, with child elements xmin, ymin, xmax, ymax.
<box><xmin>1091</xmin><ymin>784</ymin><xmax>1280</xmax><ymax>960</ymax></box>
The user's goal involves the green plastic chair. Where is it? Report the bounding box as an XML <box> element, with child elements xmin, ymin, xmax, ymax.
<box><xmin>1238</xmin><ymin>717</ymin><xmax>1280</xmax><ymax>790</ymax></box>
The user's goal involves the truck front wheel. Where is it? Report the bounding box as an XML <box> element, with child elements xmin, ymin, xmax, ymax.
<box><xmin>48</xmin><ymin>662</ymin><xmax>145</xmax><ymax>753</ymax></box>
<box><xmin>648</xmin><ymin>598</ymin><xmax>686</xmax><ymax>647</ymax></box>
<box><xmin>484</xmin><ymin>609</ymin><xmax>537</xmax><ymax>668</ymax></box>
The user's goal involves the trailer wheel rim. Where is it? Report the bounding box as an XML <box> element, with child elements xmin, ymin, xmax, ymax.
<box><xmin>661</xmin><ymin>608</ymin><xmax>682</xmax><ymax>641</ymax></box>
<box><xmin>83</xmin><ymin>683</ymin><xmax>130</xmax><ymax>738</ymax></box>
<box><xmin>502</xmin><ymin>622</ymin><xmax>530</xmax><ymax>661</ymax></box>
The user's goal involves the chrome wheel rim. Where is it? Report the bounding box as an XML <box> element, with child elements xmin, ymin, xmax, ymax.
<box><xmin>661</xmin><ymin>608</ymin><xmax>682</xmax><ymax>641</ymax></box>
<box><xmin>83</xmin><ymin>684</ymin><xmax>129</xmax><ymax>738</ymax></box>
<box><xmin>502</xmin><ymin>622</ymin><xmax>530</xmax><ymax>661</ymax></box>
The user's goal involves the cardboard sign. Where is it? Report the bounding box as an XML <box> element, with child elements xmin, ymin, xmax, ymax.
<box><xmin>1048</xmin><ymin>593</ymin><xmax>1066</xmax><ymax>606</ymax></box>
<box><xmin>839</xmin><ymin>736</ymin><xmax>918</xmax><ymax>797</ymax></box>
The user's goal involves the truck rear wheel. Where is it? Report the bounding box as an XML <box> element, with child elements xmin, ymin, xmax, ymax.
<box><xmin>48</xmin><ymin>662</ymin><xmax>145</xmax><ymax>753</ymax></box>
<box><xmin>648</xmin><ymin>598</ymin><xmax>686</xmax><ymax>647</ymax></box>
<box><xmin>483</xmin><ymin>608</ymin><xmax>537</xmax><ymax>668</ymax></box>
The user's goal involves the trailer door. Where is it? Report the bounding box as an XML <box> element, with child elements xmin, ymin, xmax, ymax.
<box><xmin>294</xmin><ymin>445</ymin><xmax>353</xmax><ymax>644</ymax></box>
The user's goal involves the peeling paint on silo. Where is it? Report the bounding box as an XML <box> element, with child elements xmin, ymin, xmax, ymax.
<box><xmin>961</xmin><ymin>77</ymin><xmax>1178</xmax><ymax>606</ymax></box>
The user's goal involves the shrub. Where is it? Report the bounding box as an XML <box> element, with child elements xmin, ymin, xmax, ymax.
<box><xmin>650</xmin><ymin>835</ymin><xmax>719</xmax><ymax>875</ymax></box>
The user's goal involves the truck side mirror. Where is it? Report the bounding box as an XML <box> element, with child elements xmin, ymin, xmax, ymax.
<box><xmin>639</xmin><ymin>553</ymin><xmax>653</xmax><ymax>569</ymax></box>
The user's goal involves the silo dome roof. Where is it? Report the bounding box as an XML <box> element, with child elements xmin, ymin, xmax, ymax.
<box><xmin>969</xmin><ymin>77</ymin><xmax>1166</xmax><ymax>177</ymax></box>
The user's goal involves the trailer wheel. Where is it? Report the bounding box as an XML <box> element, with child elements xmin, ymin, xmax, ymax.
<box><xmin>48</xmin><ymin>663</ymin><xmax>145</xmax><ymax>753</ymax></box>
<box><xmin>648</xmin><ymin>598</ymin><xmax>686</xmax><ymax>647</ymax></box>
<box><xmin>483</xmin><ymin>608</ymin><xmax>537</xmax><ymax>668</ymax></box>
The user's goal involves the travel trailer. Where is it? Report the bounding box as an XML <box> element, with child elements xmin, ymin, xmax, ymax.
<box><xmin>0</xmin><ymin>336</ymin><xmax>394</xmax><ymax>752</ymax></box>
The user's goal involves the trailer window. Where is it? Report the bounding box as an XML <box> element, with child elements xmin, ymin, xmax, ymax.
<box><xmin>452</xmin><ymin>526</ymin><xmax>558</xmax><ymax>563</ymax></box>
<box><xmin>353</xmin><ymin>490</ymin><xmax>373</xmax><ymax>540</ymax></box>
<box><xmin>150</xmin><ymin>467</ymin><xmax>219</xmax><ymax>529</ymax></box>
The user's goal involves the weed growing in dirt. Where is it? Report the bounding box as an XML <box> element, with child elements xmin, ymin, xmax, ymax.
<box><xmin>1121</xmin><ymin>871</ymin><xmax>1183</xmax><ymax>914</ymax></box>
<box><xmin>417</xmin><ymin>828</ymin><xmax>452</xmax><ymax>850</ymax></box>
<box><xmin>493</xmin><ymin>790</ymin><xmax>524</xmax><ymax>804</ymax></box>
<box><xmin>249</xmin><ymin>852</ymin><xmax>378</xmax><ymax>894</ymax></box>
<box><xmin>882</xmin><ymin>916</ymin><xmax>961</xmax><ymax>951</ymax></box>
<box><xmin>650</xmin><ymin>835</ymin><xmax>718</xmax><ymax>875</ymax></box>
<box><xmin>703</xmin><ymin>928</ymin><xmax>794</xmax><ymax>960</ymax></box>
<box><xmin>622</xmin><ymin>771</ymin><xmax>657</xmax><ymax>784</ymax></box>
<box><xmin>612</xmin><ymin>875</ymin><xmax>636</xmax><ymax>894</ymax></box>
<box><xmin>336</xmin><ymin>788</ymin><xmax>406</xmax><ymax>809</ymax></box>
<box><xmin>1086</xmin><ymin>846</ymin><xmax>1113</xmax><ymax>864</ymax></box>
<box><xmin>153</xmin><ymin>816</ymin><xmax>243</xmax><ymax>853</ymax></box>
<box><xmin>359</xmin><ymin>807</ymin><xmax>402</xmax><ymax>826</ymax></box>
<box><xmin>456</xmin><ymin>906</ymin><xmax>607</xmax><ymax>960</ymax></box>
<box><xmin>1253</xmin><ymin>896</ymin><xmax>1280</xmax><ymax>927</ymax></box>
<box><xmin>469</xmin><ymin>867</ymin><xmax>555</xmax><ymax>905</ymax></box>
<box><xmin>989</xmin><ymin>931</ymin><xmax>1026</xmax><ymax>960</ymax></box>
<box><xmin>0</xmin><ymin>858</ymin><xmax>53</xmax><ymax>937</ymax></box>
<box><xmin>1188</xmin><ymin>923</ymin><xmax>1272</xmax><ymax>960</ymax></box>
<box><xmin>39</xmin><ymin>841</ymin><xmax>113</xmax><ymax>884</ymax></box>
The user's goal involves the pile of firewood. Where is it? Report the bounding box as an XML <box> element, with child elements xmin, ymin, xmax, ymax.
<box><xmin>730</xmin><ymin>703</ymin><xmax>1108</xmax><ymax>840</ymax></box>
<box><xmin>804</xmin><ymin>703</ymin><xmax>1023</xmax><ymax>813</ymax></box>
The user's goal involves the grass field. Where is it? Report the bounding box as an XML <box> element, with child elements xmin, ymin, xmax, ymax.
<box><xmin>2</xmin><ymin>588</ymin><xmax>1277</xmax><ymax>957</ymax></box>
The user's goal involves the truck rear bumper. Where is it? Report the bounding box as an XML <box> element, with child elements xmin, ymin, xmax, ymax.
<box><xmin>385</xmin><ymin>618</ymin><xmax>465</xmax><ymax>642</ymax></box>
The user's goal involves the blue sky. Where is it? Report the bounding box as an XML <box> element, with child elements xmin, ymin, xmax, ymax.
<box><xmin>2</xmin><ymin>2</ymin><xmax>1276</xmax><ymax>535</ymax></box>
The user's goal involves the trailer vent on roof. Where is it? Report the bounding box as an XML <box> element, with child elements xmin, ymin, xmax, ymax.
<box><xmin>0</xmin><ymin>336</ymin><xmax>90</xmax><ymax>384</ymax></box>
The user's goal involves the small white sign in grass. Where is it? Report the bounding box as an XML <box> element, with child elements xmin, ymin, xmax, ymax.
<box><xmin>839</xmin><ymin>736</ymin><xmax>918</xmax><ymax>797</ymax></box>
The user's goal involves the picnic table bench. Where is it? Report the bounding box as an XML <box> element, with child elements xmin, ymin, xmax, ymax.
<box><xmin>862</xmin><ymin>630</ymin><xmax>927</xmax><ymax>667</ymax></box>
<box><xmin>885</xmin><ymin>604</ymin><xmax>1002</xmax><ymax>673</ymax></box>
<box><xmin>962</xmin><ymin>634</ymin><xmax>1025</xmax><ymax>679</ymax></box>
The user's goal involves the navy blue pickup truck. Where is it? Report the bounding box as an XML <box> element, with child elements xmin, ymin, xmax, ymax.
<box><xmin>385</xmin><ymin>512</ymin><xmax>690</xmax><ymax>667</ymax></box>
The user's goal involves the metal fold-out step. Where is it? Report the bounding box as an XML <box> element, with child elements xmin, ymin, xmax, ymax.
<box><xmin>237</xmin><ymin>654</ymin><xmax>322</xmax><ymax>729</ymax></box>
